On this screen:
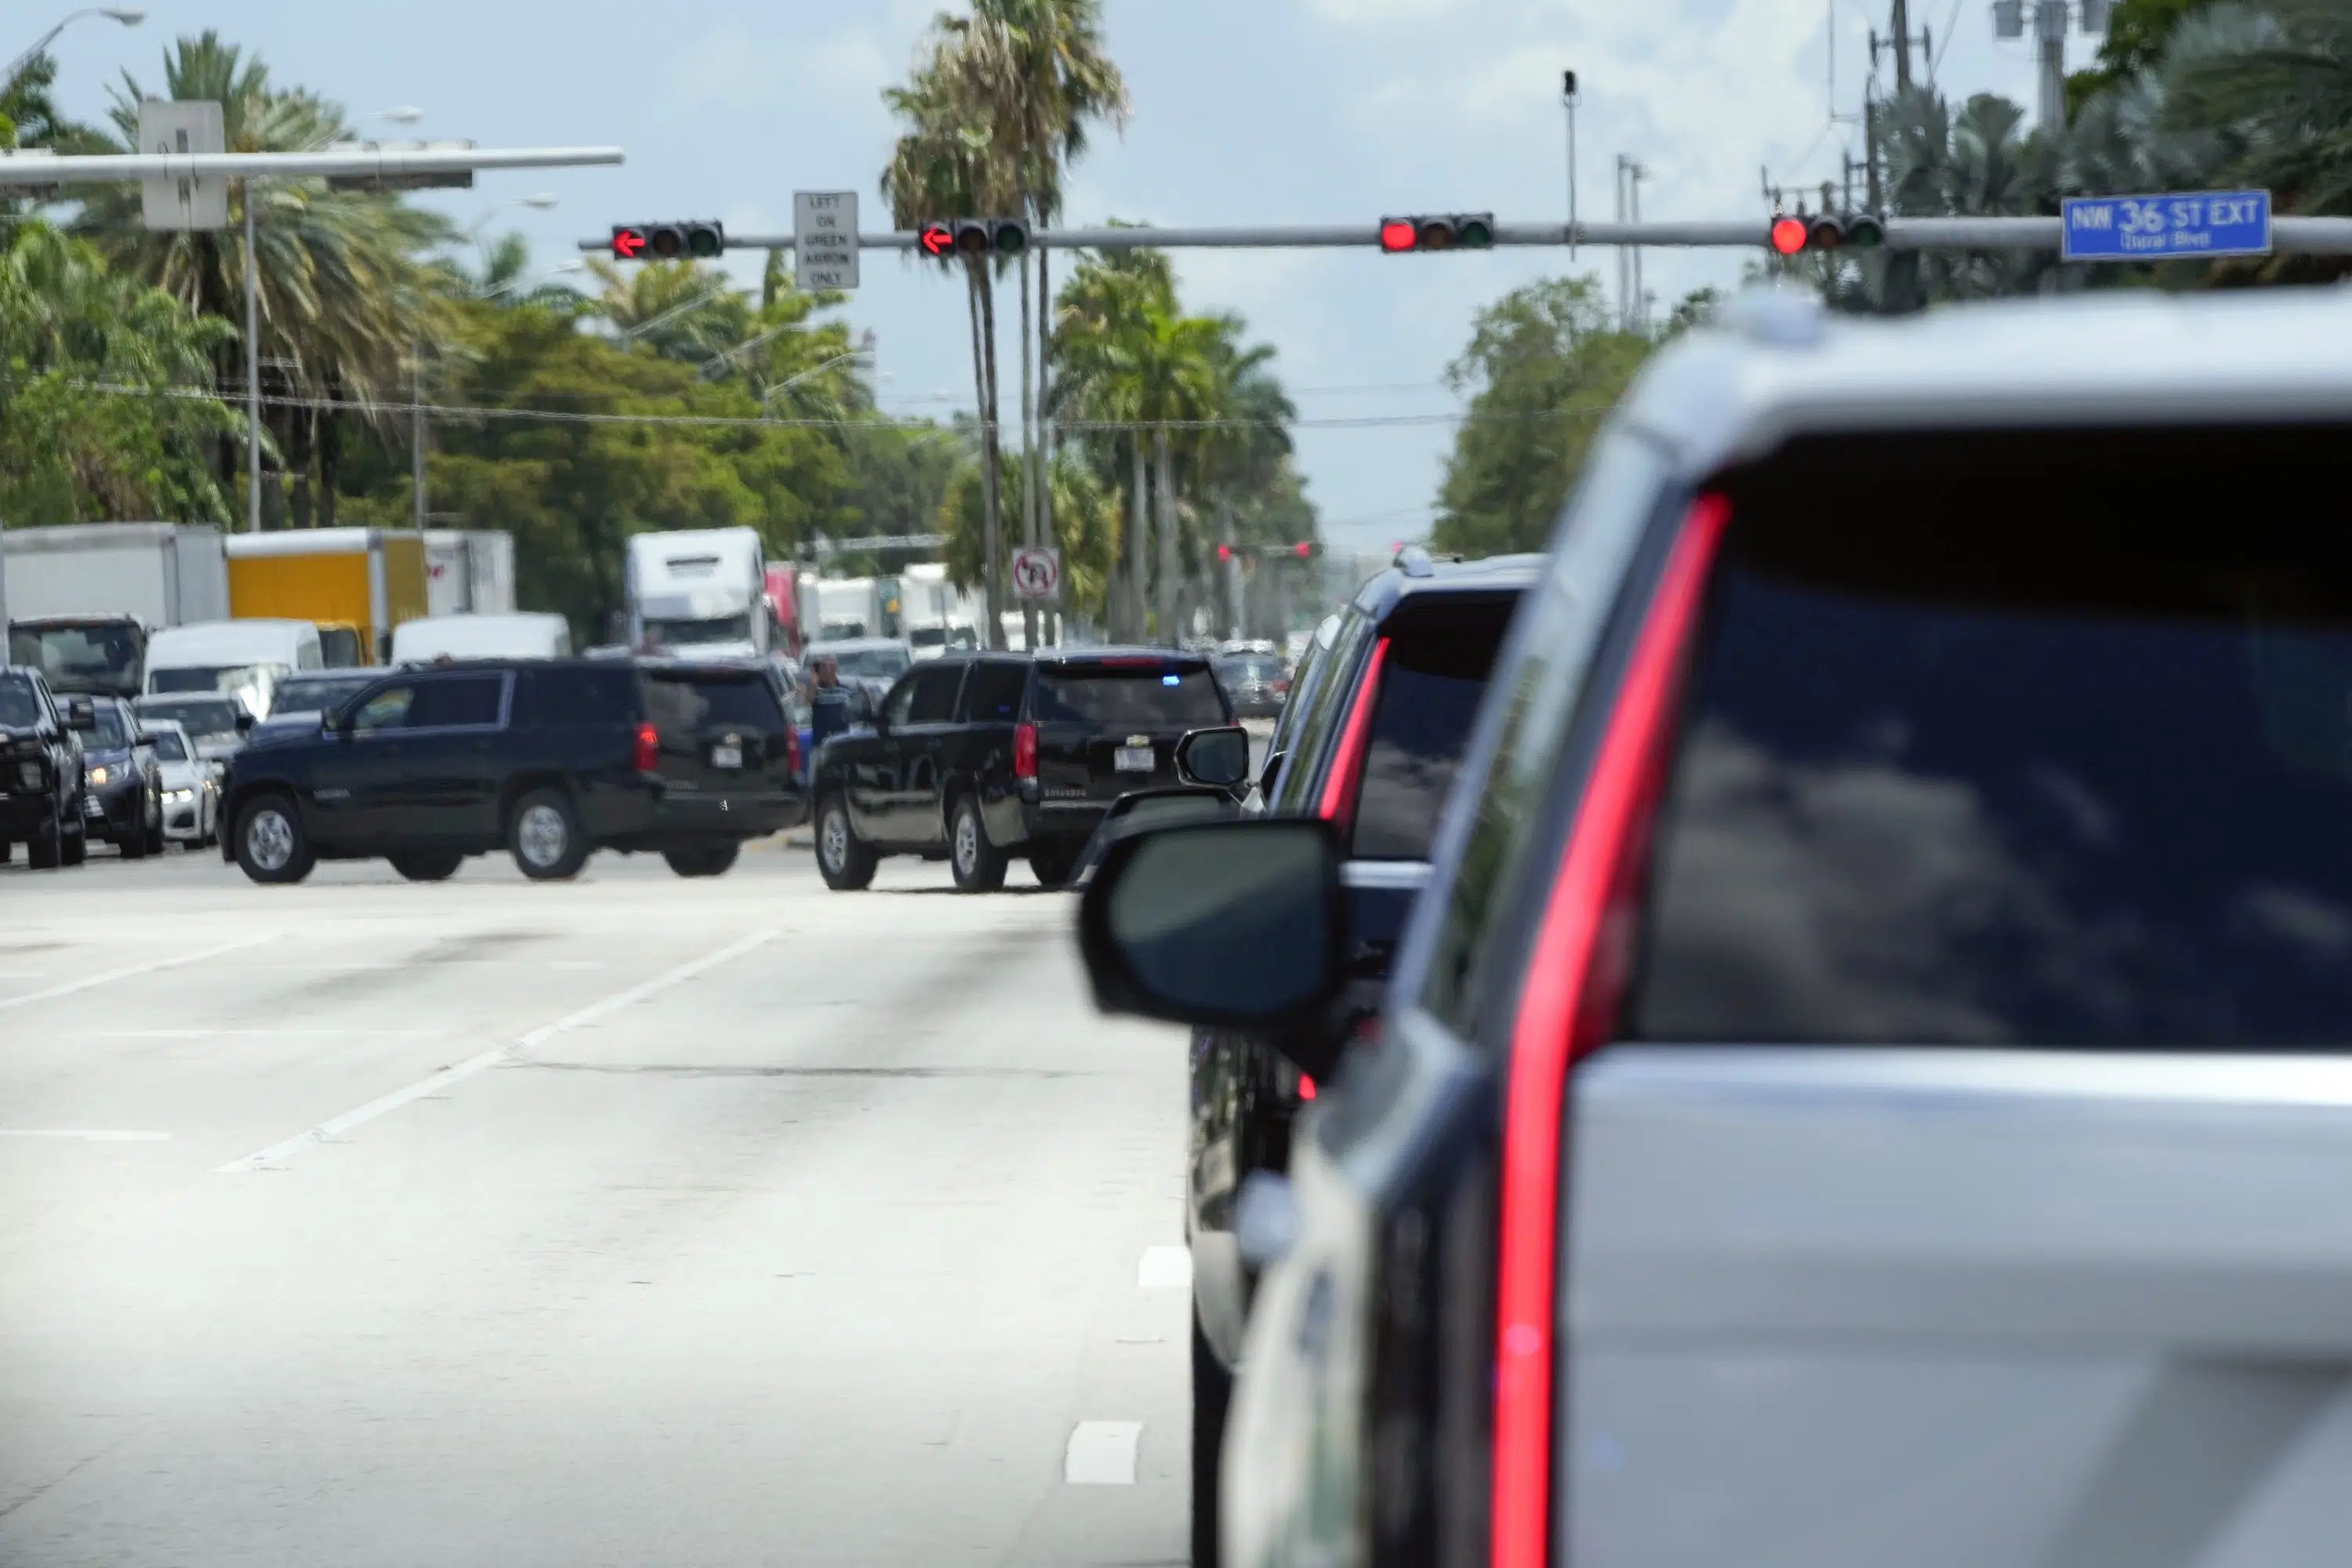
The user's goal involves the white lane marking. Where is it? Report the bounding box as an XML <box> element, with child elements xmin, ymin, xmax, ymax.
<box><xmin>0</xmin><ymin>969</ymin><xmax>53</xmax><ymax>979</ymax></box>
<box><xmin>98</xmin><ymin>1029</ymin><xmax>441</xmax><ymax>1040</ymax></box>
<box><xmin>0</xmin><ymin>1130</ymin><xmax>169</xmax><ymax>1142</ymax></box>
<box><xmin>1064</xmin><ymin>1421</ymin><xmax>1142</xmax><ymax>1486</ymax></box>
<box><xmin>216</xmin><ymin>929</ymin><xmax>779</xmax><ymax>1174</ymax></box>
<box><xmin>1137</xmin><ymin>1243</ymin><xmax>1193</xmax><ymax>1289</ymax></box>
<box><xmin>0</xmin><ymin>935</ymin><xmax>274</xmax><ymax>1016</ymax></box>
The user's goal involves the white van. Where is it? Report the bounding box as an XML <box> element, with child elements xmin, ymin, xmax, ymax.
<box><xmin>390</xmin><ymin>612</ymin><xmax>572</xmax><ymax>665</ymax></box>
<box><xmin>143</xmin><ymin>619</ymin><xmax>322</xmax><ymax>719</ymax></box>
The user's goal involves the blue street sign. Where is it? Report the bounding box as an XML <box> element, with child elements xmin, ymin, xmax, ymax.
<box><xmin>2062</xmin><ymin>191</ymin><xmax>2272</xmax><ymax>262</ymax></box>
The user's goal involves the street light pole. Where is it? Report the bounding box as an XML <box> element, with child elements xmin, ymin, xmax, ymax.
<box><xmin>244</xmin><ymin>183</ymin><xmax>263</xmax><ymax>532</ymax></box>
<box><xmin>2</xmin><ymin>7</ymin><xmax>141</xmax><ymax>97</ymax></box>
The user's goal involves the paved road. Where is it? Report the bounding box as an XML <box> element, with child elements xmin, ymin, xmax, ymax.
<box><xmin>0</xmin><ymin>840</ymin><xmax>1190</xmax><ymax>1566</ymax></box>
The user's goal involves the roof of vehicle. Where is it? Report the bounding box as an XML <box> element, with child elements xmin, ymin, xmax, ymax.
<box><xmin>804</xmin><ymin>637</ymin><xmax>912</xmax><ymax>654</ymax></box>
<box><xmin>145</xmin><ymin>619</ymin><xmax>318</xmax><ymax>655</ymax></box>
<box><xmin>1031</xmin><ymin>645</ymin><xmax>1215</xmax><ymax>666</ymax></box>
<box><xmin>223</xmin><ymin>528</ymin><xmax>403</xmax><ymax>558</ymax></box>
<box><xmin>1625</xmin><ymin>284</ymin><xmax>2352</xmax><ymax>481</ymax></box>
<box><xmin>1350</xmin><ymin>550</ymin><xmax>1548</xmax><ymax>621</ymax></box>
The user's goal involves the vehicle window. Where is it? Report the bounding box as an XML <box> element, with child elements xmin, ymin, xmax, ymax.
<box><xmin>0</xmin><ymin>675</ymin><xmax>39</xmax><ymax>728</ymax></box>
<box><xmin>815</xmin><ymin>645</ymin><xmax>913</xmax><ymax>681</ymax></box>
<box><xmin>274</xmin><ymin>673</ymin><xmax>377</xmax><ymax>715</ymax></box>
<box><xmin>960</xmin><ymin>661</ymin><xmax>1029</xmax><ymax>723</ymax></box>
<box><xmin>1409</xmin><ymin>433</ymin><xmax>1668</xmax><ymax>1042</ymax></box>
<box><xmin>906</xmin><ymin>663</ymin><xmax>966</xmax><ymax>724</ymax></box>
<box><xmin>349</xmin><ymin>684</ymin><xmax>415</xmax><ymax>734</ymax></box>
<box><xmin>525</xmin><ymin>667</ymin><xmax>638</xmax><ymax>726</ymax></box>
<box><xmin>87</xmin><ymin>703</ymin><xmax>132</xmax><ymax>748</ymax></box>
<box><xmin>149</xmin><ymin>731</ymin><xmax>189</xmax><ymax>762</ymax></box>
<box><xmin>1220</xmin><ymin>655</ymin><xmax>1283</xmax><ymax>684</ymax></box>
<box><xmin>1631</xmin><ymin>426</ymin><xmax>2352</xmax><ymax>1050</ymax></box>
<box><xmin>9</xmin><ymin>622</ymin><xmax>142</xmax><ymax>690</ymax></box>
<box><xmin>1270</xmin><ymin>610</ymin><xmax>1377</xmax><ymax>813</ymax></box>
<box><xmin>137</xmin><ymin>697</ymin><xmax>241</xmax><ymax>736</ymax></box>
<box><xmin>1348</xmin><ymin>602</ymin><xmax>1515</xmax><ymax>862</ymax></box>
<box><xmin>319</xmin><ymin>626</ymin><xmax>362</xmax><ymax>666</ymax></box>
<box><xmin>643</xmin><ymin>673</ymin><xmax>787</xmax><ymax>733</ymax></box>
<box><xmin>881</xmin><ymin>673</ymin><xmax>919</xmax><ymax>729</ymax></box>
<box><xmin>405</xmin><ymin>675</ymin><xmax>504</xmax><ymax>729</ymax></box>
<box><xmin>1030</xmin><ymin>662</ymin><xmax>1228</xmax><ymax>728</ymax></box>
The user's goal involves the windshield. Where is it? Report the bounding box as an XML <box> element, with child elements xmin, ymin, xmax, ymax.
<box><xmin>149</xmin><ymin>730</ymin><xmax>189</xmax><ymax>762</ymax></box>
<box><xmin>0</xmin><ymin>675</ymin><xmax>41</xmax><ymax>728</ymax></box>
<box><xmin>151</xmin><ymin>662</ymin><xmax>289</xmax><ymax>718</ymax></box>
<box><xmin>136</xmin><ymin>697</ymin><xmax>243</xmax><ymax>739</ymax></box>
<box><xmin>88</xmin><ymin>704</ymin><xmax>130</xmax><ymax>749</ymax></box>
<box><xmin>9</xmin><ymin>622</ymin><xmax>141</xmax><ymax>691</ymax></box>
<box><xmin>813</xmin><ymin>645</ymin><xmax>912</xmax><ymax>681</ymax></box>
<box><xmin>1032</xmin><ymin>663</ymin><xmax>1229</xmax><ymax>727</ymax></box>
<box><xmin>644</xmin><ymin>614</ymin><xmax>753</xmax><ymax>647</ymax></box>
<box><xmin>1218</xmin><ymin>655</ymin><xmax>1284</xmax><ymax>684</ymax></box>
<box><xmin>909</xmin><ymin>626</ymin><xmax>949</xmax><ymax>648</ymax></box>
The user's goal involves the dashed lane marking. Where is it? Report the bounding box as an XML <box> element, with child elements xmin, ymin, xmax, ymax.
<box><xmin>0</xmin><ymin>935</ymin><xmax>274</xmax><ymax>1016</ymax></box>
<box><xmin>1063</xmin><ymin>1421</ymin><xmax>1142</xmax><ymax>1485</ymax></box>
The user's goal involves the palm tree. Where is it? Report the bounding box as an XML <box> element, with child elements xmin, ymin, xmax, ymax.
<box><xmin>64</xmin><ymin>31</ymin><xmax>454</xmax><ymax>525</ymax></box>
<box><xmin>1864</xmin><ymin>85</ymin><xmax>2060</xmax><ymax>308</ymax></box>
<box><xmin>1193</xmin><ymin>318</ymin><xmax>1298</xmax><ymax>637</ymax></box>
<box><xmin>583</xmin><ymin>257</ymin><xmax>754</xmax><ymax>363</ymax></box>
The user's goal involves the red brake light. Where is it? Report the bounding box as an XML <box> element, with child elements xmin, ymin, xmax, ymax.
<box><xmin>1297</xmin><ymin>1074</ymin><xmax>1316</xmax><ymax>1102</ymax></box>
<box><xmin>786</xmin><ymin>722</ymin><xmax>801</xmax><ymax>775</ymax></box>
<box><xmin>1014</xmin><ymin>721</ymin><xmax>1038</xmax><ymax>780</ymax></box>
<box><xmin>1316</xmin><ymin>637</ymin><xmax>1388</xmax><ymax>826</ymax></box>
<box><xmin>1489</xmin><ymin>495</ymin><xmax>1730</xmax><ymax>1568</ymax></box>
<box><xmin>634</xmin><ymin>722</ymin><xmax>659</xmax><ymax>772</ymax></box>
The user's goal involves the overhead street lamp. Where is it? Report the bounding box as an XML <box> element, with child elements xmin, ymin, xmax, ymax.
<box><xmin>760</xmin><ymin>332</ymin><xmax>877</xmax><ymax>410</ymax></box>
<box><xmin>4</xmin><ymin>7</ymin><xmax>142</xmax><ymax>96</ymax></box>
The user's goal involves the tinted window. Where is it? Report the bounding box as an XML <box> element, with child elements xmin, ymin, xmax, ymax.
<box><xmin>136</xmin><ymin>697</ymin><xmax>242</xmax><ymax>736</ymax></box>
<box><xmin>812</xmin><ymin>644</ymin><xmax>913</xmax><ymax>681</ymax></box>
<box><xmin>906</xmin><ymin>663</ymin><xmax>966</xmax><ymax>724</ymax></box>
<box><xmin>149</xmin><ymin>731</ymin><xmax>189</xmax><ymax>762</ymax></box>
<box><xmin>405</xmin><ymin>675</ymin><xmax>505</xmax><ymax>729</ymax></box>
<box><xmin>349</xmin><ymin>684</ymin><xmax>415</xmax><ymax>733</ymax></box>
<box><xmin>961</xmin><ymin>662</ymin><xmax>1029</xmax><ymax>723</ymax></box>
<box><xmin>643</xmin><ymin>673</ymin><xmax>787</xmax><ymax>734</ymax></box>
<box><xmin>274</xmin><ymin>673</ymin><xmax>379</xmax><ymax>714</ymax></box>
<box><xmin>523</xmin><ymin>667</ymin><xmax>638</xmax><ymax>726</ymax></box>
<box><xmin>1271</xmin><ymin>612</ymin><xmax>1377</xmax><ymax>814</ymax></box>
<box><xmin>0</xmin><ymin>676</ymin><xmax>39</xmax><ymax>728</ymax></box>
<box><xmin>1349</xmin><ymin>603</ymin><xmax>1515</xmax><ymax>861</ymax></box>
<box><xmin>1031</xmin><ymin>663</ymin><xmax>1229</xmax><ymax>728</ymax></box>
<box><xmin>1632</xmin><ymin>426</ymin><xmax>2352</xmax><ymax>1050</ymax></box>
<box><xmin>88</xmin><ymin>703</ymin><xmax>130</xmax><ymax>747</ymax></box>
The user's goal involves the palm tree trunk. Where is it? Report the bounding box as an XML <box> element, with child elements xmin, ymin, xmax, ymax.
<box><xmin>1018</xmin><ymin>246</ymin><xmax>1039</xmax><ymax>650</ymax></box>
<box><xmin>1155</xmin><ymin>427</ymin><xmax>1179</xmax><ymax>644</ymax></box>
<box><xmin>318</xmin><ymin>401</ymin><xmax>341</xmax><ymax>528</ymax></box>
<box><xmin>1128</xmin><ymin>434</ymin><xmax>1149</xmax><ymax>642</ymax></box>
<box><xmin>1036</xmin><ymin>245</ymin><xmax>1056</xmax><ymax>645</ymax></box>
<box><xmin>975</xmin><ymin>262</ymin><xmax>1007</xmax><ymax>651</ymax></box>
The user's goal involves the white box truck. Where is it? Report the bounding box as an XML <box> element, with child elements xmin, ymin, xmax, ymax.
<box><xmin>423</xmin><ymin>529</ymin><xmax>517</xmax><ymax>616</ymax></box>
<box><xmin>624</xmin><ymin>528</ymin><xmax>771</xmax><ymax>661</ymax></box>
<box><xmin>3</xmin><ymin>523</ymin><xmax>232</xmax><ymax>697</ymax></box>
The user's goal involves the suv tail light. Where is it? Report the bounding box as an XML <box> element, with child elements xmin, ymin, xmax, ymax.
<box><xmin>633</xmin><ymin>722</ymin><xmax>659</xmax><ymax>772</ymax></box>
<box><xmin>1317</xmin><ymin>637</ymin><xmax>1389</xmax><ymax>826</ymax></box>
<box><xmin>1490</xmin><ymin>495</ymin><xmax>1729</xmax><ymax>1568</ymax></box>
<box><xmin>1014</xmin><ymin>721</ymin><xmax>1038</xmax><ymax>781</ymax></box>
<box><xmin>785</xmin><ymin>723</ymin><xmax>801</xmax><ymax>776</ymax></box>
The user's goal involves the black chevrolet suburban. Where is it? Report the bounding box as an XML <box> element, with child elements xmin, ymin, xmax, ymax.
<box><xmin>223</xmin><ymin>658</ymin><xmax>804</xmax><ymax>884</ymax></box>
<box><xmin>810</xmin><ymin>647</ymin><xmax>1233</xmax><ymax>891</ymax></box>
<box><xmin>1</xmin><ymin>666</ymin><xmax>90</xmax><ymax>869</ymax></box>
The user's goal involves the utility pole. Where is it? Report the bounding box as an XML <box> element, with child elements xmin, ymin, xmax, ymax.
<box><xmin>1614</xmin><ymin>156</ymin><xmax>1649</xmax><ymax>332</ymax></box>
<box><xmin>2036</xmin><ymin>1</ymin><xmax>2069</xmax><ymax>132</ymax></box>
<box><xmin>243</xmin><ymin>183</ymin><xmax>263</xmax><ymax>532</ymax></box>
<box><xmin>1561</xmin><ymin>71</ymin><xmax>1581</xmax><ymax>258</ymax></box>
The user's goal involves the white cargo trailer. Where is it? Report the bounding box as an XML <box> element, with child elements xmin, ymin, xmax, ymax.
<box><xmin>423</xmin><ymin>529</ymin><xmax>517</xmax><ymax>616</ymax></box>
<box><xmin>3</xmin><ymin>524</ymin><xmax>232</xmax><ymax>696</ymax></box>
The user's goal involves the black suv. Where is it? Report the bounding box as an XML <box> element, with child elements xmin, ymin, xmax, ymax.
<box><xmin>223</xmin><ymin>658</ymin><xmax>804</xmax><ymax>884</ymax></box>
<box><xmin>75</xmin><ymin>694</ymin><xmax>166</xmax><ymax>858</ymax></box>
<box><xmin>811</xmin><ymin>647</ymin><xmax>1233</xmax><ymax>892</ymax></box>
<box><xmin>1153</xmin><ymin>550</ymin><xmax>1538</xmax><ymax>1563</ymax></box>
<box><xmin>1</xmin><ymin>666</ymin><xmax>90</xmax><ymax>869</ymax></box>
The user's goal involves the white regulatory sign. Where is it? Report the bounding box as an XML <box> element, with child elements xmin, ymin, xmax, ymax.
<box><xmin>138</xmin><ymin>99</ymin><xmax>229</xmax><ymax>232</ymax></box>
<box><xmin>793</xmin><ymin>190</ymin><xmax>859</xmax><ymax>291</ymax></box>
<box><xmin>1011</xmin><ymin>546</ymin><xmax>1062</xmax><ymax>603</ymax></box>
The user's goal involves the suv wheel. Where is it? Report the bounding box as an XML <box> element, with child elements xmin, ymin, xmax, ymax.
<box><xmin>1191</xmin><ymin>1311</ymin><xmax>1232</xmax><ymax>1568</ymax></box>
<box><xmin>62</xmin><ymin>811</ymin><xmax>86</xmax><ymax>866</ymax></box>
<box><xmin>26</xmin><ymin>800</ymin><xmax>62</xmax><ymax>870</ymax></box>
<box><xmin>815</xmin><ymin>794</ymin><xmax>877</xmax><ymax>891</ymax></box>
<box><xmin>390</xmin><ymin>850</ymin><xmax>464</xmax><ymax>883</ymax></box>
<box><xmin>118</xmin><ymin>794</ymin><xmax>149</xmax><ymax>860</ymax></box>
<box><xmin>234</xmin><ymin>794</ymin><xmax>315</xmax><ymax>884</ymax></box>
<box><xmin>509</xmin><ymin>788</ymin><xmax>590</xmax><ymax>880</ymax></box>
<box><xmin>663</xmin><ymin>843</ymin><xmax>741</xmax><ymax>878</ymax></box>
<box><xmin>143</xmin><ymin>782</ymin><xmax>165</xmax><ymax>856</ymax></box>
<box><xmin>949</xmin><ymin>794</ymin><xmax>1007</xmax><ymax>893</ymax></box>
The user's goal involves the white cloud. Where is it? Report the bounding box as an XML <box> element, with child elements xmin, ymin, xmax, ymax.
<box><xmin>670</xmin><ymin>23</ymin><xmax>892</xmax><ymax>116</ymax></box>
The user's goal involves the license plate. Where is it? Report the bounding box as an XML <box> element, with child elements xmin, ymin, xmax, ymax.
<box><xmin>1115</xmin><ymin>746</ymin><xmax>1155</xmax><ymax>773</ymax></box>
<box><xmin>711</xmin><ymin>743</ymin><xmax>743</xmax><ymax>769</ymax></box>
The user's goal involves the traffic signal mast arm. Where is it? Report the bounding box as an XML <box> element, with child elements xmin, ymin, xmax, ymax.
<box><xmin>0</xmin><ymin>145</ymin><xmax>624</xmax><ymax>188</ymax></box>
<box><xmin>581</xmin><ymin>215</ymin><xmax>2352</xmax><ymax>256</ymax></box>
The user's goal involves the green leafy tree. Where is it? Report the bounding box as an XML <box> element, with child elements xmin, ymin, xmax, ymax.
<box><xmin>2068</xmin><ymin>0</ymin><xmax>2220</xmax><ymax>113</ymax></box>
<box><xmin>1</xmin><ymin>223</ymin><xmax>241</xmax><ymax>523</ymax></box>
<box><xmin>1431</xmin><ymin>276</ymin><xmax>1651</xmax><ymax>557</ymax></box>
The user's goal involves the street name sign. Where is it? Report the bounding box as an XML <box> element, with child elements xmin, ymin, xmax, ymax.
<box><xmin>138</xmin><ymin>100</ymin><xmax>229</xmax><ymax>232</ymax></box>
<box><xmin>2062</xmin><ymin>191</ymin><xmax>2271</xmax><ymax>262</ymax></box>
<box><xmin>794</xmin><ymin>191</ymin><xmax>859</xmax><ymax>290</ymax></box>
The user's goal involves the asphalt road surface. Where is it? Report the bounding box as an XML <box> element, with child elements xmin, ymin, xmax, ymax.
<box><xmin>0</xmin><ymin>839</ymin><xmax>1190</xmax><ymax>1566</ymax></box>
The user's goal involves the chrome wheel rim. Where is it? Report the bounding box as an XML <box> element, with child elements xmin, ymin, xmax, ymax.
<box><xmin>246</xmin><ymin>808</ymin><xmax>295</xmax><ymax>872</ymax></box>
<box><xmin>821</xmin><ymin>808</ymin><xmax>849</xmax><ymax>871</ymax></box>
<box><xmin>517</xmin><ymin>803</ymin><xmax>568</xmax><ymax>867</ymax></box>
<box><xmin>954</xmin><ymin>809</ymin><xmax>978</xmax><ymax>875</ymax></box>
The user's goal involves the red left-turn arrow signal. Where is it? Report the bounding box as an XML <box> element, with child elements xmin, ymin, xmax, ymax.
<box><xmin>610</xmin><ymin>226</ymin><xmax>648</xmax><ymax>260</ymax></box>
<box><xmin>918</xmin><ymin>223</ymin><xmax>955</xmax><ymax>259</ymax></box>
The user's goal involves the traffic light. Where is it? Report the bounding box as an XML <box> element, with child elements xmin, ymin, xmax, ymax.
<box><xmin>1378</xmin><ymin>213</ymin><xmax>1496</xmax><ymax>253</ymax></box>
<box><xmin>918</xmin><ymin>219</ymin><xmax>1027</xmax><ymax>261</ymax></box>
<box><xmin>610</xmin><ymin>221</ymin><xmax>724</xmax><ymax>261</ymax></box>
<box><xmin>1768</xmin><ymin>212</ymin><xmax>1886</xmax><ymax>256</ymax></box>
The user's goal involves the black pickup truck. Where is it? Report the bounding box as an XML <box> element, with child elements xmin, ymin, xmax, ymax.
<box><xmin>1</xmin><ymin>666</ymin><xmax>91</xmax><ymax>869</ymax></box>
<box><xmin>810</xmin><ymin>647</ymin><xmax>1234</xmax><ymax>891</ymax></box>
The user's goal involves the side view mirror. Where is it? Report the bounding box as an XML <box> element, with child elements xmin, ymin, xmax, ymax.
<box><xmin>134</xmin><ymin>730</ymin><xmax>158</xmax><ymax>748</ymax></box>
<box><xmin>1174</xmin><ymin>725</ymin><xmax>1251</xmax><ymax>792</ymax></box>
<box><xmin>1076</xmin><ymin>818</ymin><xmax>1341</xmax><ymax>1030</ymax></box>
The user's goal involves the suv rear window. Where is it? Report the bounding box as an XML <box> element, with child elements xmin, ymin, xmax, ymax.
<box><xmin>520</xmin><ymin>666</ymin><xmax>637</xmax><ymax>726</ymax></box>
<box><xmin>1350</xmin><ymin>601</ymin><xmax>1515</xmax><ymax>861</ymax></box>
<box><xmin>642</xmin><ymin>670</ymin><xmax>787</xmax><ymax>734</ymax></box>
<box><xmin>1031</xmin><ymin>662</ymin><xmax>1228</xmax><ymax>728</ymax></box>
<box><xmin>1631</xmin><ymin>426</ymin><xmax>2352</xmax><ymax>1050</ymax></box>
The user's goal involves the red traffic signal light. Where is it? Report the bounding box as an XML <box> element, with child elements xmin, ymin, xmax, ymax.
<box><xmin>1380</xmin><ymin>218</ymin><xmax>1417</xmax><ymax>252</ymax></box>
<box><xmin>1380</xmin><ymin>213</ymin><xmax>1497</xmax><ymax>254</ymax></box>
<box><xmin>1769</xmin><ymin>216</ymin><xmax>1808</xmax><ymax>256</ymax></box>
<box><xmin>611</xmin><ymin>222</ymin><xmax>723</xmax><ymax>261</ymax></box>
<box><xmin>922</xmin><ymin>219</ymin><xmax>1027</xmax><ymax>260</ymax></box>
<box><xmin>611</xmin><ymin>225</ymin><xmax>647</xmax><ymax>260</ymax></box>
<box><xmin>1215</xmin><ymin>544</ymin><xmax>1234</xmax><ymax>562</ymax></box>
<box><xmin>919</xmin><ymin>223</ymin><xmax>954</xmax><ymax>259</ymax></box>
<box><xmin>1293</xmin><ymin>541</ymin><xmax>1315</xmax><ymax>557</ymax></box>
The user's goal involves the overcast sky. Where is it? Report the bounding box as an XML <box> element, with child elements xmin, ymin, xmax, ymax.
<box><xmin>43</xmin><ymin>1</ymin><xmax>2073</xmax><ymax>553</ymax></box>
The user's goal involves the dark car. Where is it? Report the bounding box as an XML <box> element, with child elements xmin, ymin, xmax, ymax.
<box><xmin>75</xmin><ymin>694</ymin><xmax>165</xmax><ymax>858</ymax></box>
<box><xmin>223</xmin><ymin>658</ymin><xmax>804</xmax><ymax>884</ymax></box>
<box><xmin>1080</xmin><ymin>293</ymin><xmax>2352</xmax><ymax>1568</ymax></box>
<box><xmin>1213</xmin><ymin>649</ymin><xmax>1290</xmax><ymax>720</ymax></box>
<box><xmin>811</xmin><ymin>648</ymin><xmax>1234</xmax><ymax>893</ymax></box>
<box><xmin>1151</xmin><ymin>553</ymin><xmax>1537</xmax><ymax>1563</ymax></box>
<box><xmin>1</xmin><ymin>666</ymin><xmax>91</xmax><ymax>869</ymax></box>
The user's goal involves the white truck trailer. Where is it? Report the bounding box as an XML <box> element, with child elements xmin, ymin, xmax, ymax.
<box><xmin>2</xmin><ymin>524</ymin><xmax>232</xmax><ymax>697</ymax></box>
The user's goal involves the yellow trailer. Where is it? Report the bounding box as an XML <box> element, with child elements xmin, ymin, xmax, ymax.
<box><xmin>223</xmin><ymin>529</ymin><xmax>429</xmax><ymax>665</ymax></box>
